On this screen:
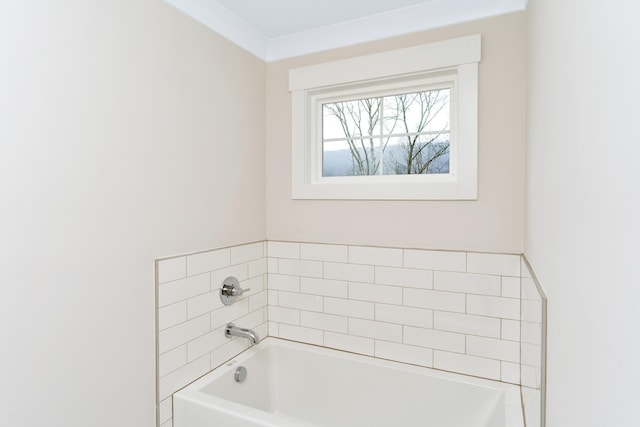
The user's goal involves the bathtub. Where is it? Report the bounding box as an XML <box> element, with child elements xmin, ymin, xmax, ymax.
<box><xmin>173</xmin><ymin>338</ymin><xmax>523</xmax><ymax>427</ymax></box>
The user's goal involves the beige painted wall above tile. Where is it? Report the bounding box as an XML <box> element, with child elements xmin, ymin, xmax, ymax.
<box><xmin>265</xmin><ymin>13</ymin><xmax>527</xmax><ymax>254</ymax></box>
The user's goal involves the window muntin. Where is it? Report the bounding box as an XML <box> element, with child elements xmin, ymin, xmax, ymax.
<box><xmin>321</xmin><ymin>87</ymin><xmax>451</xmax><ymax>177</ymax></box>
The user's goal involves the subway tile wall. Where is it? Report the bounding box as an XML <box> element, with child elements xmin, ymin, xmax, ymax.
<box><xmin>267</xmin><ymin>241</ymin><xmax>522</xmax><ymax>384</ymax></box>
<box><xmin>156</xmin><ymin>241</ymin><xmax>546</xmax><ymax>427</ymax></box>
<box><xmin>520</xmin><ymin>258</ymin><xmax>547</xmax><ymax>427</ymax></box>
<box><xmin>155</xmin><ymin>242</ymin><xmax>268</xmax><ymax>427</ymax></box>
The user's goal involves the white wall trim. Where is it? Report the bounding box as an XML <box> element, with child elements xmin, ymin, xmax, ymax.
<box><xmin>289</xmin><ymin>35</ymin><xmax>481</xmax><ymax>91</ymax></box>
<box><xmin>165</xmin><ymin>0</ymin><xmax>526</xmax><ymax>62</ymax></box>
<box><xmin>290</xmin><ymin>36</ymin><xmax>480</xmax><ymax>200</ymax></box>
<box><xmin>268</xmin><ymin>0</ymin><xmax>525</xmax><ymax>61</ymax></box>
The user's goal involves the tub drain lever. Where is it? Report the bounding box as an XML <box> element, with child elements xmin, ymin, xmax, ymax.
<box><xmin>234</xmin><ymin>366</ymin><xmax>247</xmax><ymax>383</ymax></box>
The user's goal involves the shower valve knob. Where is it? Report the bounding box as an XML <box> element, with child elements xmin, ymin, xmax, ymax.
<box><xmin>220</xmin><ymin>276</ymin><xmax>250</xmax><ymax>305</ymax></box>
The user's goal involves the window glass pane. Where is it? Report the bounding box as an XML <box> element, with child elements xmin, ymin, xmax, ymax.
<box><xmin>382</xmin><ymin>133</ymin><xmax>450</xmax><ymax>175</ymax></box>
<box><xmin>323</xmin><ymin>98</ymin><xmax>381</xmax><ymax>139</ymax></box>
<box><xmin>383</xmin><ymin>89</ymin><xmax>450</xmax><ymax>135</ymax></box>
<box><xmin>322</xmin><ymin>88</ymin><xmax>451</xmax><ymax>177</ymax></box>
<box><xmin>323</xmin><ymin>138</ymin><xmax>382</xmax><ymax>177</ymax></box>
<box><xmin>322</xmin><ymin>111</ymin><xmax>347</xmax><ymax>140</ymax></box>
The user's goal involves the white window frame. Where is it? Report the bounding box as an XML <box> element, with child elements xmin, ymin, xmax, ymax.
<box><xmin>290</xmin><ymin>35</ymin><xmax>481</xmax><ymax>200</ymax></box>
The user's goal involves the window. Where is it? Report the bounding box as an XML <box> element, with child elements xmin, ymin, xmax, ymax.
<box><xmin>290</xmin><ymin>35</ymin><xmax>481</xmax><ymax>200</ymax></box>
<box><xmin>322</xmin><ymin>87</ymin><xmax>451</xmax><ymax>178</ymax></box>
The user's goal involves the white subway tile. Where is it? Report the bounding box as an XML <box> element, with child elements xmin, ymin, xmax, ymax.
<box><xmin>158</xmin><ymin>301</ymin><xmax>187</xmax><ymax>331</ymax></box>
<box><xmin>349</xmin><ymin>318</ymin><xmax>402</xmax><ymax>342</ymax></box>
<box><xmin>158</xmin><ymin>314</ymin><xmax>210</xmax><ymax>354</ymax></box>
<box><xmin>268</xmin><ymin>322</ymin><xmax>279</xmax><ymax>336</ymax></box>
<box><xmin>158</xmin><ymin>345</ymin><xmax>187</xmax><ymax>377</ymax></box>
<box><xmin>268</xmin><ymin>274</ymin><xmax>300</xmax><ymax>292</ymax></box>
<box><xmin>235</xmin><ymin>308</ymin><xmax>265</xmax><ymax>330</ymax></box>
<box><xmin>404</xmin><ymin>326</ymin><xmax>465</xmax><ymax>353</ymax></box>
<box><xmin>467</xmin><ymin>294</ymin><xmax>520</xmax><ymax>320</ymax></box>
<box><xmin>210</xmin><ymin>339</ymin><xmax>250</xmax><ymax>369</ymax></box>
<box><xmin>157</xmin><ymin>257</ymin><xmax>186</xmax><ymax>284</ymax></box>
<box><xmin>501</xmin><ymin>319</ymin><xmax>521</xmax><ymax>341</ymax></box>
<box><xmin>278</xmin><ymin>324</ymin><xmax>324</xmax><ymax>345</ymax></box>
<box><xmin>375</xmin><ymin>341</ymin><xmax>433</xmax><ymax>367</ymax></box>
<box><xmin>434</xmin><ymin>311</ymin><xmax>500</xmax><ymax>338</ymax></box>
<box><xmin>501</xmin><ymin>361</ymin><xmax>520</xmax><ymax>384</ymax></box>
<box><xmin>403</xmin><ymin>288</ymin><xmax>465</xmax><ymax>313</ymax></box>
<box><xmin>434</xmin><ymin>350</ymin><xmax>500</xmax><ymax>380</ymax></box>
<box><xmin>404</xmin><ymin>250</ymin><xmax>466</xmax><ymax>272</ymax></box>
<box><xmin>159</xmin><ymin>354</ymin><xmax>210</xmax><ymax>400</ymax></box>
<box><xmin>520</xmin><ymin>299</ymin><xmax>542</xmax><ymax>323</ymax></box>
<box><xmin>375</xmin><ymin>266</ymin><xmax>433</xmax><ymax>289</ymax></box>
<box><xmin>187</xmin><ymin>330</ymin><xmax>226</xmax><ymax>362</ymax></box>
<box><xmin>324</xmin><ymin>297</ymin><xmax>374</xmax><ymax>320</ymax></box>
<box><xmin>325</xmin><ymin>262</ymin><xmax>374</xmax><ymax>283</ymax></box>
<box><xmin>187</xmin><ymin>292</ymin><xmax>223</xmax><ymax>319</ymax></box>
<box><xmin>349</xmin><ymin>246</ymin><xmax>402</xmax><ymax>267</ymax></box>
<box><xmin>210</xmin><ymin>264</ymin><xmax>248</xmax><ymax>291</ymax></box>
<box><xmin>249</xmin><ymin>290</ymin><xmax>268</xmax><ymax>312</ymax></box>
<box><xmin>230</xmin><ymin>242</ymin><xmax>264</xmax><ymax>265</ymax></box>
<box><xmin>466</xmin><ymin>335</ymin><xmax>520</xmax><ymax>363</ymax></box>
<box><xmin>300</xmin><ymin>243</ymin><xmax>348</xmax><ymax>262</ymax></box>
<box><xmin>267</xmin><ymin>241</ymin><xmax>300</xmax><ymax>259</ymax></box>
<box><xmin>241</xmin><ymin>275</ymin><xmax>265</xmax><ymax>297</ymax></box>
<box><xmin>521</xmin><ymin>365</ymin><xmax>541</xmax><ymax>388</ymax></box>
<box><xmin>324</xmin><ymin>331</ymin><xmax>374</xmax><ymax>356</ymax></box>
<box><xmin>375</xmin><ymin>304</ymin><xmax>433</xmax><ymax>328</ymax></box>
<box><xmin>210</xmin><ymin>299</ymin><xmax>249</xmax><ymax>330</ymax></box>
<box><xmin>268</xmin><ymin>306</ymin><xmax>300</xmax><ymax>325</ymax></box>
<box><xmin>521</xmin><ymin>300</ymin><xmax>542</xmax><ymax>323</ymax></box>
<box><xmin>300</xmin><ymin>277</ymin><xmax>347</xmax><ymax>298</ymax></box>
<box><xmin>267</xmin><ymin>290</ymin><xmax>278</xmax><ymax>306</ymax></box>
<box><xmin>186</xmin><ymin>249</ymin><xmax>230</xmax><ymax>277</ymax></box>
<box><xmin>521</xmin><ymin>321</ymin><xmax>542</xmax><ymax>345</ymax></box>
<box><xmin>520</xmin><ymin>258</ymin><xmax>532</xmax><ymax>279</ymax></box>
<box><xmin>278</xmin><ymin>291</ymin><xmax>323</xmax><ymax>312</ymax></box>
<box><xmin>279</xmin><ymin>259</ymin><xmax>324</xmax><ymax>278</ymax></box>
<box><xmin>267</xmin><ymin>258</ymin><xmax>279</xmax><ymax>273</ymax></box>
<box><xmin>349</xmin><ymin>282</ymin><xmax>402</xmax><ymax>305</ymax></box>
<box><xmin>521</xmin><ymin>277</ymin><xmax>540</xmax><ymax>300</ymax></box>
<box><xmin>158</xmin><ymin>273</ymin><xmax>210</xmax><ymax>307</ymax></box>
<box><xmin>159</xmin><ymin>397</ymin><xmax>172</xmax><ymax>424</ymax></box>
<box><xmin>433</xmin><ymin>271</ymin><xmax>500</xmax><ymax>296</ymax></box>
<box><xmin>467</xmin><ymin>253</ymin><xmax>520</xmax><ymax>276</ymax></box>
<box><xmin>248</xmin><ymin>258</ymin><xmax>268</xmax><ymax>278</ymax></box>
<box><xmin>501</xmin><ymin>276</ymin><xmax>521</xmax><ymax>298</ymax></box>
<box><xmin>301</xmin><ymin>311</ymin><xmax>348</xmax><ymax>333</ymax></box>
<box><xmin>521</xmin><ymin>343</ymin><xmax>542</xmax><ymax>367</ymax></box>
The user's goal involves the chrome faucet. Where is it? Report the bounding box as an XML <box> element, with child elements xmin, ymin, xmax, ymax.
<box><xmin>225</xmin><ymin>323</ymin><xmax>260</xmax><ymax>345</ymax></box>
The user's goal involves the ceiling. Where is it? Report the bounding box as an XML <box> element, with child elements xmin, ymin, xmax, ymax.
<box><xmin>214</xmin><ymin>0</ymin><xmax>440</xmax><ymax>39</ymax></box>
<box><xmin>164</xmin><ymin>0</ymin><xmax>527</xmax><ymax>61</ymax></box>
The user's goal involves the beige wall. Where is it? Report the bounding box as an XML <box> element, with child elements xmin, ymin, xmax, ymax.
<box><xmin>526</xmin><ymin>1</ymin><xmax>640</xmax><ymax>426</ymax></box>
<box><xmin>0</xmin><ymin>1</ymin><xmax>265</xmax><ymax>426</ymax></box>
<box><xmin>265</xmin><ymin>13</ymin><xmax>527</xmax><ymax>254</ymax></box>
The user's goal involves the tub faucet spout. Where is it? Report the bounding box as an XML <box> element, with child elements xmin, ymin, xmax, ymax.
<box><xmin>225</xmin><ymin>323</ymin><xmax>260</xmax><ymax>345</ymax></box>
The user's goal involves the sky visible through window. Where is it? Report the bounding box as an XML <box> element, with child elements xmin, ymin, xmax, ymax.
<box><xmin>322</xmin><ymin>88</ymin><xmax>451</xmax><ymax>177</ymax></box>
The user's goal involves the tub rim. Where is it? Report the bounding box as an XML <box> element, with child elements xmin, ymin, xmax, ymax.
<box><xmin>174</xmin><ymin>337</ymin><xmax>523</xmax><ymax>427</ymax></box>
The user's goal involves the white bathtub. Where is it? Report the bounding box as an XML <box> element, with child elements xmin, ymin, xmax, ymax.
<box><xmin>174</xmin><ymin>338</ymin><xmax>523</xmax><ymax>427</ymax></box>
